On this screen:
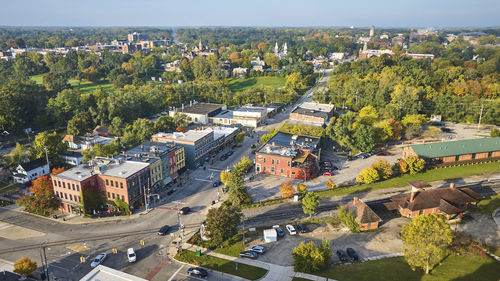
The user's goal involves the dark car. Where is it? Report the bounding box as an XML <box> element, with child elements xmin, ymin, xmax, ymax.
<box><xmin>251</xmin><ymin>149</ymin><xmax>256</xmax><ymax>154</ymax></box>
<box><xmin>213</xmin><ymin>180</ymin><xmax>222</xmax><ymax>187</ymax></box>
<box><xmin>296</xmin><ymin>224</ymin><xmax>306</xmax><ymax>233</ymax></box>
<box><xmin>336</xmin><ymin>250</ymin><xmax>348</xmax><ymax>262</ymax></box>
<box><xmin>274</xmin><ymin>227</ymin><xmax>285</xmax><ymax>237</ymax></box>
<box><xmin>157</xmin><ymin>225</ymin><xmax>169</xmax><ymax>235</ymax></box>
<box><xmin>179</xmin><ymin>207</ymin><xmax>190</xmax><ymax>215</ymax></box>
<box><xmin>346</xmin><ymin>248</ymin><xmax>359</xmax><ymax>261</ymax></box>
<box><xmin>239</xmin><ymin>251</ymin><xmax>258</xmax><ymax>259</ymax></box>
<box><xmin>187</xmin><ymin>267</ymin><xmax>208</xmax><ymax>277</ymax></box>
<box><xmin>220</xmin><ymin>154</ymin><xmax>227</xmax><ymax>161</ymax></box>
<box><xmin>226</xmin><ymin>151</ymin><xmax>233</xmax><ymax>156</ymax></box>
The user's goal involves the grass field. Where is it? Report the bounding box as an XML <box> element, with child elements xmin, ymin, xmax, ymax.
<box><xmin>30</xmin><ymin>74</ymin><xmax>113</xmax><ymax>93</ymax></box>
<box><xmin>174</xmin><ymin>250</ymin><xmax>267</xmax><ymax>280</ymax></box>
<box><xmin>0</xmin><ymin>181</ymin><xmax>17</xmax><ymax>195</ymax></box>
<box><xmin>315</xmin><ymin>255</ymin><xmax>500</xmax><ymax>281</ymax></box>
<box><xmin>316</xmin><ymin>161</ymin><xmax>500</xmax><ymax>199</ymax></box>
<box><xmin>189</xmin><ymin>233</ymin><xmax>244</xmax><ymax>258</ymax></box>
<box><xmin>475</xmin><ymin>194</ymin><xmax>500</xmax><ymax>215</ymax></box>
<box><xmin>229</xmin><ymin>76</ymin><xmax>285</xmax><ymax>92</ymax></box>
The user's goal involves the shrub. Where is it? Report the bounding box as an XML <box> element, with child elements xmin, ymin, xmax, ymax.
<box><xmin>356</xmin><ymin>167</ymin><xmax>380</xmax><ymax>184</ymax></box>
<box><xmin>292</xmin><ymin>240</ymin><xmax>331</xmax><ymax>273</ymax></box>
<box><xmin>338</xmin><ymin>206</ymin><xmax>360</xmax><ymax>233</ymax></box>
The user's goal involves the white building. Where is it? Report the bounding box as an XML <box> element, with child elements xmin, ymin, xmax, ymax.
<box><xmin>80</xmin><ymin>265</ymin><xmax>147</xmax><ymax>281</ymax></box>
<box><xmin>168</xmin><ymin>102</ymin><xmax>227</xmax><ymax>125</ymax></box>
<box><xmin>330</xmin><ymin>52</ymin><xmax>344</xmax><ymax>60</ymax></box>
<box><xmin>250</xmin><ymin>57</ymin><xmax>266</xmax><ymax>72</ymax></box>
<box><xmin>60</xmin><ymin>151</ymin><xmax>83</xmax><ymax>166</ymax></box>
<box><xmin>12</xmin><ymin>158</ymin><xmax>49</xmax><ymax>184</ymax></box>
<box><xmin>210</xmin><ymin>106</ymin><xmax>267</xmax><ymax>128</ymax></box>
<box><xmin>232</xmin><ymin>67</ymin><xmax>248</xmax><ymax>78</ymax></box>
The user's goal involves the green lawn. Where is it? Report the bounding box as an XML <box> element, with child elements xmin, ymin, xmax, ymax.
<box><xmin>189</xmin><ymin>233</ymin><xmax>245</xmax><ymax>258</ymax></box>
<box><xmin>316</xmin><ymin>161</ymin><xmax>500</xmax><ymax>199</ymax></box>
<box><xmin>315</xmin><ymin>255</ymin><xmax>500</xmax><ymax>281</ymax></box>
<box><xmin>229</xmin><ymin>76</ymin><xmax>285</xmax><ymax>92</ymax></box>
<box><xmin>292</xmin><ymin>277</ymin><xmax>313</xmax><ymax>281</ymax></box>
<box><xmin>30</xmin><ymin>74</ymin><xmax>114</xmax><ymax>93</ymax></box>
<box><xmin>475</xmin><ymin>194</ymin><xmax>500</xmax><ymax>215</ymax></box>
<box><xmin>175</xmin><ymin>250</ymin><xmax>267</xmax><ymax>280</ymax></box>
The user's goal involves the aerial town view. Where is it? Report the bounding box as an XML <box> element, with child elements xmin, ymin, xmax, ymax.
<box><xmin>0</xmin><ymin>1</ymin><xmax>499</xmax><ymax>280</ymax></box>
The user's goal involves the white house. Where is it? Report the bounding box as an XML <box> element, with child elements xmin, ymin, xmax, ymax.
<box><xmin>60</xmin><ymin>151</ymin><xmax>83</xmax><ymax>166</ymax></box>
<box><xmin>12</xmin><ymin>158</ymin><xmax>49</xmax><ymax>184</ymax></box>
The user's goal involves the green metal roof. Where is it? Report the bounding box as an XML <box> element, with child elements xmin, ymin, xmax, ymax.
<box><xmin>410</xmin><ymin>137</ymin><xmax>500</xmax><ymax>159</ymax></box>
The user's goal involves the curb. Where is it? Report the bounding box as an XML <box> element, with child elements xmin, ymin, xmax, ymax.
<box><xmin>172</xmin><ymin>254</ymin><xmax>250</xmax><ymax>281</ymax></box>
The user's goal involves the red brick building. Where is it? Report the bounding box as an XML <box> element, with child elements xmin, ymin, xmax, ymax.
<box><xmin>390</xmin><ymin>181</ymin><xmax>482</xmax><ymax>222</ymax></box>
<box><xmin>346</xmin><ymin>197</ymin><xmax>382</xmax><ymax>231</ymax></box>
<box><xmin>255</xmin><ymin>132</ymin><xmax>320</xmax><ymax>180</ymax></box>
<box><xmin>52</xmin><ymin>157</ymin><xmax>150</xmax><ymax>214</ymax></box>
<box><xmin>402</xmin><ymin>137</ymin><xmax>500</xmax><ymax>166</ymax></box>
<box><xmin>289</xmin><ymin>102</ymin><xmax>335</xmax><ymax>126</ymax></box>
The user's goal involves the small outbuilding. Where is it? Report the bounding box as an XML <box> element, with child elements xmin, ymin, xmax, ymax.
<box><xmin>263</xmin><ymin>228</ymin><xmax>277</xmax><ymax>242</ymax></box>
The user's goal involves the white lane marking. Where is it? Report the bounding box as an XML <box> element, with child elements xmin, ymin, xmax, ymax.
<box><xmin>195</xmin><ymin>178</ymin><xmax>212</xmax><ymax>182</ymax></box>
<box><xmin>167</xmin><ymin>265</ymin><xmax>184</xmax><ymax>281</ymax></box>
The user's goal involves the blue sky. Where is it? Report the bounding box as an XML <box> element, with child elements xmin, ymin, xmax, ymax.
<box><xmin>1</xmin><ymin>0</ymin><xmax>499</xmax><ymax>27</ymax></box>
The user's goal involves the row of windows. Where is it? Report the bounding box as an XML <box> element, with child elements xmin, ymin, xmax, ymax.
<box><xmin>56</xmin><ymin>191</ymin><xmax>81</xmax><ymax>203</ymax></box>
<box><xmin>105</xmin><ymin>179</ymin><xmax>124</xmax><ymax>189</ymax></box>
<box><xmin>262</xmin><ymin>157</ymin><xmax>290</xmax><ymax>166</ymax></box>
<box><xmin>54</xmin><ymin>180</ymin><xmax>80</xmax><ymax>192</ymax></box>
<box><xmin>107</xmin><ymin>192</ymin><xmax>125</xmax><ymax>201</ymax></box>
<box><xmin>263</xmin><ymin>167</ymin><xmax>284</xmax><ymax>174</ymax></box>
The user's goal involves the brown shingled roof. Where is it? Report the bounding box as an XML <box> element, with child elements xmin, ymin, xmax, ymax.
<box><xmin>391</xmin><ymin>186</ymin><xmax>482</xmax><ymax>214</ymax></box>
<box><xmin>347</xmin><ymin>198</ymin><xmax>382</xmax><ymax>224</ymax></box>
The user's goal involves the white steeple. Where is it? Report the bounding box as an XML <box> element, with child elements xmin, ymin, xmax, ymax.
<box><xmin>274</xmin><ymin>42</ymin><xmax>279</xmax><ymax>54</ymax></box>
<box><xmin>283</xmin><ymin>42</ymin><xmax>288</xmax><ymax>55</ymax></box>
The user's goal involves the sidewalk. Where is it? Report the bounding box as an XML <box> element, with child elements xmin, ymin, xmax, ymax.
<box><xmin>182</xmin><ymin>243</ymin><xmax>334</xmax><ymax>281</ymax></box>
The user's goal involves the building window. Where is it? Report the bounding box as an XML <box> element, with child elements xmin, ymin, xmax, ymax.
<box><xmin>122</xmin><ymin>195</ymin><xmax>125</xmax><ymax>201</ymax></box>
<box><xmin>64</xmin><ymin>193</ymin><xmax>68</xmax><ymax>199</ymax></box>
<box><xmin>77</xmin><ymin>185</ymin><xmax>80</xmax><ymax>192</ymax></box>
<box><xmin>263</xmin><ymin>167</ymin><xmax>266</xmax><ymax>172</ymax></box>
<box><xmin>271</xmin><ymin>159</ymin><xmax>274</xmax><ymax>164</ymax></box>
<box><xmin>115</xmin><ymin>181</ymin><xmax>119</xmax><ymax>188</ymax></box>
<box><xmin>271</xmin><ymin>167</ymin><xmax>275</xmax><ymax>172</ymax></box>
<box><xmin>277</xmin><ymin>160</ymin><xmax>280</xmax><ymax>165</ymax></box>
<box><xmin>263</xmin><ymin>158</ymin><xmax>266</xmax><ymax>163</ymax></box>
<box><xmin>120</xmin><ymin>182</ymin><xmax>123</xmax><ymax>189</ymax></box>
<box><xmin>288</xmin><ymin>161</ymin><xmax>290</xmax><ymax>167</ymax></box>
<box><xmin>62</xmin><ymin>182</ymin><xmax>66</xmax><ymax>189</ymax></box>
<box><xmin>53</xmin><ymin>180</ymin><xmax>57</xmax><ymax>187</ymax></box>
<box><xmin>291</xmin><ymin>172</ymin><xmax>296</xmax><ymax>175</ymax></box>
<box><xmin>58</xmin><ymin>181</ymin><xmax>61</xmax><ymax>187</ymax></box>
<box><xmin>72</xmin><ymin>184</ymin><xmax>75</xmax><ymax>191</ymax></box>
<box><xmin>55</xmin><ymin>191</ymin><xmax>59</xmax><ymax>197</ymax></box>
<box><xmin>107</xmin><ymin>192</ymin><xmax>110</xmax><ymax>198</ymax></box>
<box><xmin>112</xmin><ymin>193</ymin><xmax>115</xmax><ymax>199</ymax></box>
<box><xmin>280</xmin><ymin>169</ymin><xmax>283</xmax><ymax>174</ymax></box>
<box><xmin>106</xmin><ymin>179</ymin><xmax>109</xmax><ymax>185</ymax></box>
<box><xmin>78</xmin><ymin>196</ymin><xmax>81</xmax><ymax>202</ymax></box>
<box><xmin>69</xmin><ymin>194</ymin><xmax>73</xmax><ymax>201</ymax></box>
<box><xmin>110</xmin><ymin>181</ymin><xmax>114</xmax><ymax>187</ymax></box>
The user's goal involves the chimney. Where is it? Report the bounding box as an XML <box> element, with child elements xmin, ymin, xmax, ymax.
<box><xmin>410</xmin><ymin>191</ymin><xmax>417</xmax><ymax>202</ymax></box>
<box><xmin>353</xmin><ymin>197</ymin><xmax>359</xmax><ymax>205</ymax></box>
<box><xmin>450</xmin><ymin>183</ymin><xmax>455</xmax><ymax>189</ymax></box>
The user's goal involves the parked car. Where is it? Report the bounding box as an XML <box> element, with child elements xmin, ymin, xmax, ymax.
<box><xmin>127</xmin><ymin>248</ymin><xmax>136</xmax><ymax>263</ymax></box>
<box><xmin>248</xmin><ymin>245</ymin><xmax>265</xmax><ymax>254</ymax></box>
<box><xmin>323</xmin><ymin>171</ymin><xmax>334</xmax><ymax>176</ymax></box>
<box><xmin>321</xmin><ymin>161</ymin><xmax>332</xmax><ymax>167</ymax></box>
<box><xmin>187</xmin><ymin>267</ymin><xmax>208</xmax><ymax>277</ymax></box>
<box><xmin>213</xmin><ymin>180</ymin><xmax>222</xmax><ymax>187</ymax></box>
<box><xmin>226</xmin><ymin>151</ymin><xmax>233</xmax><ymax>156</ymax></box>
<box><xmin>357</xmin><ymin>154</ymin><xmax>367</xmax><ymax>159</ymax></box>
<box><xmin>273</xmin><ymin>225</ymin><xmax>285</xmax><ymax>237</ymax></box>
<box><xmin>239</xmin><ymin>251</ymin><xmax>258</xmax><ymax>259</ymax></box>
<box><xmin>157</xmin><ymin>225</ymin><xmax>169</xmax><ymax>235</ymax></box>
<box><xmin>90</xmin><ymin>253</ymin><xmax>107</xmax><ymax>267</ymax></box>
<box><xmin>219</xmin><ymin>155</ymin><xmax>227</xmax><ymax>161</ymax></box>
<box><xmin>296</xmin><ymin>224</ymin><xmax>306</xmax><ymax>233</ymax></box>
<box><xmin>336</xmin><ymin>250</ymin><xmax>348</xmax><ymax>262</ymax></box>
<box><xmin>346</xmin><ymin>248</ymin><xmax>359</xmax><ymax>261</ymax></box>
<box><xmin>179</xmin><ymin>207</ymin><xmax>190</xmax><ymax>215</ymax></box>
<box><xmin>286</xmin><ymin>224</ymin><xmax>297</xmax><ymax>235</ymax></box>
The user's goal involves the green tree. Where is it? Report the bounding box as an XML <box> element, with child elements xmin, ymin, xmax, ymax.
<box><xmin>113</xmin><ymin>199</ymin><xmax>131</xmax><ymax>215</ymax></box>
<box><xmin>264</xmin><ymin>53</ymin><xmax>280</xmax><ymax>70</ymax></box>
<box><xmin>46</xmin><ymin>89</ymin><xmax>81</xmax><ymax>125</ymax></box>
<box><xmin>402</xmin><ymin>114</ymin><xmax>428</xmax><ymax>127</ymax></box>
<box><xmin>30</xmin><ymin>131</ymin><xmax>67</xmax><ymax>164</ymax></box>
<box><xmin>227</xmin><ymin>170</ymin><xmax>250</xmax><ymax>206</ymax></box>
<box><xmin>121</xmin><ymin>118</ymin><xmax>155</xmax><ymax>149</ymax></box>
<box><xmin>490</xmin><ymin>128</ymin><xmax>500</xmax><ymax>137</ymax></box>
<box><xmin>13</xmin><ymin>257</ymin><xmax>37</xmax><ymax>277</ymax></box>
<box><xmin>220</xmin><ymin>170</ymin><xmax>232</xmax><ymax>187</ymax></box>
<box><xmin>302</xmin><ymin>192</ymin><xmax>320</xmax><ymax>217</ymax></box>
<box><xmin>285</xmin><ymin>72</ymin><xmax>304</xmax><ymax>93</ymax></box>
<box><xmin>292</xmin><ymin>240</ymin><xmax>331</xmax><ymax>273</ymax></box>
<box><xmin>8</xmin><ymin>143</ymin><xmax>29</xmax><ymax>168</ymax></box>
<box><xmin>338</xmin><ymin>205</ymin><xmax>360</xmax><ymax>233</ymax></box>
<box><xmin>235</xmin><ymin>131</ymin><xmax>245</xmax><ymax>144</ymax></box>
<box><xmin>67</xmin><ymin>114</ymin><xmax>90</xmax><ymax>136</ymax></box>
<box><xmin>403</xmin><ymin>156</ymin><xmax>426</xmax><ymax>174</ymax></box>
<box><xmin>205</xmin><ymin>206</ymin><xmax>242</xmax><ymax>247</ymax></box>
<box><xmin>297</xmin><ymin>183</ymin><xmax>307</xmax><ymax>194</ymax></box>
<box><xmin>356</xmin><ymin>167</ymin><xmax>380</xmax><ymax>184</ymax></box>
<box><xmin>401</xmin><ymin>214</ymin><xmax>454</xmax><ymax>274</ymax></box>
<box><xmin>353</xmin><ymin>124</ymin><xmax>375</xmax><ymax>152</ymax></box>
<box><xmin>358</xmin><ymin>105</ymin><xmax>379</xmax><ymax>125</ymax></box>
<box><xmin>370</xmin><ymin>159</ymin><xmax>393</xmax><ymax>180</ymax></box>
<box><xmin>233</xmin><ymin>156</ymin><xmax>253</xmax><ymax>174</ymax></box>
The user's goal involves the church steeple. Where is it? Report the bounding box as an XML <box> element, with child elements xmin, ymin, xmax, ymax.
<box><xmin>283</xmin><ymin>42</ymin><xmax>288</xmax><ymax>55</ymax></box>
<box><xmin>274</xmin><ymin>42</ymin><xmax>279</xmax><ymax>55</ymax></box>
<box><xmin>199</xmin><ymin>39</ymin><xmax>203</xmax><ymax>51</ymax></box>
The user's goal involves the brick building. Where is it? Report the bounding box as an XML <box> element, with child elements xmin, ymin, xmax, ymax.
<box><xmin>52</xmin><ymin>157</ymin><xmax>150</xmax><ymax>214</ymax></box>
<box><xmin>345</xmin><ymin>197</ymin><xmax>382</xmax><ymax>231</ymax></box>
<box><xmin>289</xmin><ymin>102</ymin><xmax>335</xmax><ymax>126</ymax></box>
<box><xmin>389</xmin><ymin>181</ymin><xmax>482</xmax><ymax>222</ymax></box>
<box><xmin>168</xmin><ymin>102</ymin><xmax>226</xmax><ymax>125</ymax></box>
<box><xmin>402</xmin><ymin>137</ymin><xmax>500</xmax><ymax>166</ymax></box>
<box><xmin>255</xmin><ymin>132</ymin><xmax>320</xmax><ymax>180</ymax></box>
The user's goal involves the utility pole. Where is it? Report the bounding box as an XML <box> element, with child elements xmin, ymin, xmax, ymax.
<box><xmin>477</xmin><ymin>103</ymin><xmax>484</xmax><ymax>131</ymax></box>
<box><xmin>44</xmin><ymin>146</ymin><xmax>50</xmax><ymax>171</ymax></box>
<box><xmin>42</xmin><ymin>246</ymin><xmax>49</xmax><ymax>281</ymax></box>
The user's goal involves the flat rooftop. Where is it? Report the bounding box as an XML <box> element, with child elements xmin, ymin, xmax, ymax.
<box><xmin>291</xmin><ymin>107</ymin><xmax>330</xmax><ymax>119</ymax></box>
<box><xmin>257</xmin><ymin>131</ymin><xmax>320</xmax><ymax>157</ymax></box>
<box><xmin>173</xmin><ymin>102</ymin><xmax>224</xmax><ymax>115</ymax></box>
<box><xmin>153</xmin><ymin>130</ymin><xmax>213</xmax><ymax>143</ymax></box>
<box><xmin>125</xmin><ymin>141</ymin><xmax>179</xmax><ymax>156</ymax></box>
<box><xmin>54</xmin><ymin>157</ymin><xmax>149</xmax><ymax>182</ymax></box>
<box><xmin>296</xmin><ymin>102</ymin><xmax>334</xmax><ymax>112</ymax></box>
<box><xmin>80</xmin><ymin>265</ymin><xmax>147</xmax><ymax>281</ymax></box>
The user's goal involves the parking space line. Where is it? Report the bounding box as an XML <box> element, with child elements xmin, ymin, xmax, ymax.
<box><xmin>167</xmin><ymin>265</ymin><xmax>184</xmax><ymax>281</ymax></box>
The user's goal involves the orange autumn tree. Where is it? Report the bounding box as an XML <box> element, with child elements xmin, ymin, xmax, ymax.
<box><xmin>17</xmin><ymin>175</ymin><xmax>59</xmax><ymax>216</ymax></box>
<box><xmin>280</xmin><ymin>181</ymin><xmax>295</xmax><ymax>198</ymax></box>
<box><xmin>52</xmin><ymin>167</ymin><xmax>65</xmax><ymax>175</ymax></box>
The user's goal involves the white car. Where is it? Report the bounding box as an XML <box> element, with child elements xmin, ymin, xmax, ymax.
<box><xmin>127</xmin><ymin>248</ymin><xmax>137</xmax><ymax>262</ymax></box>
<box><xmin>286</xmin><ymin>224</ymin><xmax>297</xmax><ymax>235</ymax></box>
<box><xmin>90</xmin><ymin>253</ymin><xmax>107</xmax><ymax>267</ymax></box>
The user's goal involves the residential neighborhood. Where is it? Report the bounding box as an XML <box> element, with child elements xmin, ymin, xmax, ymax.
<box><xmin>0</xmin><ymin>3</ymin><xmax>499</xmax><ymax>281</ymax></box>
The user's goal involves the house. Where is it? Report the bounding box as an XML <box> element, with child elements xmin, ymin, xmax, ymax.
<box><xmin>152</xmin><ymin>130</ymin><xmax>215</xmax><ymax>169</ymax></box>
<box><xmin>330</xmin><ymin>52</ymin><xmax>345</xmax><ymax>60</ymax></box>
<box><xmin>80</xmin><ymin>265</ymin><xmax>147</xmax><ymax>281</ymax></box>
<box><xmin>289</xmin><ymin>102</ymin><xmax>335</xmax><ymax>126</ymax></box>
<box><xmin>390</xmin><ymin>181</ymin><xmax>482</xmax><ymax>222</ymax></box>
<box><xmin>63</xmin><ymin>134</ymin><xmax>81</xmax><ymax>149</ymax></box>
<box><xmin>60</xmin><ymin>151</ymin><xmax>83</xmax><ymax>166</ymax></box>
<box><xmin>232</xmin><ymin>67</ymin><xmax>248</xmax><ymax>78</ymax></box>
<box><xmin>255</xmin><ymin>132</ymin><xmax>321</xmax><ymax>180</ymax></box>
<box><xmin>52</xmin><ymin>157</ymin><xmax>150</xmax><ymax>214</ymax></box>
<box><xmin>93</xmin><ymin>126</ymin><xmax>112</xmax><ymax>137</ymax></box>
<box><xmin>345</xmin><ymin>197</ymin><xmax>382</xmax><ymax>231</ymax></box>
<box><xmin>168</xmin><ymin>102</ymin><xmax>227</xmax><ymax>125</ymax></box>
<box><xmin>250</xmin><ymin>57</ymin><xmax>266</xmax><ymax>72</ymax></box>
<box><xmin>121</xmin><ymin>141</ymin><xmax>185</xmax><ymax>194</ymax></box>
<box><xmin>402</xmin><ymin>137</ymin><xmax>500</xmax><ymax>166</ymax></box>
<box><xmin>80</xmin><ymin>135</ymin><xmax>117</xmax><ymax>150</ymax></box>
<box><xmin>12</xmin><ymin>158</ymin><xmax>49</xmax><ymax>184</ymax></box>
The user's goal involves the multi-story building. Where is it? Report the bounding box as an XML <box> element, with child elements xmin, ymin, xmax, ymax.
<box><xmin>289</xmin><ymin>102</ymin><xmax>335</xmax><ymax>126</ymax></box>
<box><xmin>121</xmin><ymin>141</ymin><xmax>185</xmax><ymax>194</ymax></box>
<box><xmin>210</xmin><ymin>107</ymin><xmax>267</xmax><ymax>128</ymax></box>
<box><xmin>152</xmin><ymin>130</ymin><xmax>214</xmax><ymax>169</ymax></box>
<box><xmin>255</xmin><ymin>132</ymin><xmax>321</xmax><ymax>180</ymax></box>
<box><xmin>52</xmin><ymin>157</ymin><xmax>150</xmax><ymax>214</ymax></box>
<box><xmin>169</xmin><ymin>102</ymin><xmax>227</xmax><ymax>125</ymax></box>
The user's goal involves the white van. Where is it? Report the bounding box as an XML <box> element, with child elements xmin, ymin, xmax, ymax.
<box><xmin>127</xmin><ymin>248</ymin><xmax>136</xmax><ymax>263</ymax></box>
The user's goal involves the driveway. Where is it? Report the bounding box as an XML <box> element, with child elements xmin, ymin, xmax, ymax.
<box><xmin>458</xmin><ymin>212</ymin><xmax>500</xmax><ymax>247</ymax></box>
